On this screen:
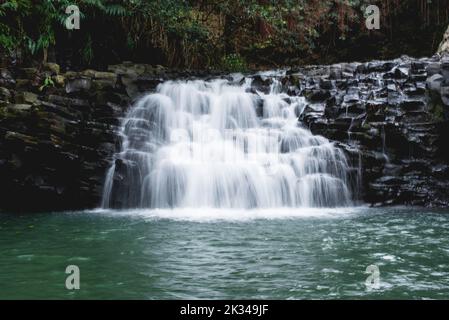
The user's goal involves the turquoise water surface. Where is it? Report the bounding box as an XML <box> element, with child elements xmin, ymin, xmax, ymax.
<box><xmin>1</xmin><ymin>206</ymin><xmax>449</xmax><ymax>299</ymax></box>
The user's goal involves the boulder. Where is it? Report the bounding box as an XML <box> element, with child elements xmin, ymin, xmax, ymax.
<box><xmin>308</xmin><ymin>89</ymin><xmax>331</xmax><ymax>102</ymax></box>
<box><xmin>80</xmin><ymin>69</ymin><xmax>96</xmax><ymax>77</ymax></box>
<box><xmin>48</xmin><ymin>95</ymin><xmax>90</xmax><ymax>108</ymax></box>
<box><xmin>7</xmin><ymin>103</ymin><xmax>32</xmax><ymax>112</ymax></box>
<box><xmin>43</xmin><ymin>63</ymin><xmax>60</xmax><ymax>75</ymax></box>
<box><xmin>426</xmin><ymin>62</ymin><xmax>441</xmax><ymax>76</ymax></box>
<box><xmin>15</xmin><ymin>79</ymin><xmax>30</xmax><ymax>90</ymax></box>
<box><xmin>250</xmin><ymin>75</ymin><xmax>272</xmax><ymax>93</ymax></box>
<box><xmin>53</xmin><ymin>75</ymin><xmax>65</xmax><ymax>87</ymax></box>
<box><xmin>94</xmin><ymin>71</ymin><xmax>117</xmax><ymax>81</ymax></box>
<box><xmin>20</xmin><ymin>67</ymin><xmax>38</xmax><ymax>78</ymax></box>
<box><xmin>0</xmin><ymin>87</ymin><xmax>11</xmax><ymax>102</ymax></box>
<box><xmin>15</xmin><ymin>91</ymin><xmax>39</xmax><ymax>105</ymax></box>
<box><xmin>0</xmin><ymin>68</ymin><xmax>15</xmax><ymax>86</ymax></box>
<box><xmin>66</xmin><ymin>77</ymin><xmax>92</xmax><ymax>93</ymax></box>
<box><xmin>427</xmin><ymin>74</ymin><xmax>443</xmax><ymax>92</ymax></box>
<box><xmin>441</xmin><ymin>85</ymin><xmax>449</xmax><ymax>106</ymax></box>
<box><xmin>5</xmin><ymin>131</ymin><xmax>38</xmax><ymax>145</ymax></box>
<box><xmin>92</xmin><ymin>79</ymin><xmax>116</xmax><ymax>91</ymax></box>
<box><xmin>120</xmin><ymin>74</ymin><xmax>139</xmax><ymax>98</ymax></box>
<box><xmin>108</xmin><ymin>63</ymin><xmax>146</xmax><ymax>76</ymax></box>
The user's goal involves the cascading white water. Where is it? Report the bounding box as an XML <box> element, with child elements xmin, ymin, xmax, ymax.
<box><xmin>102</xmin><ymin>74</ymin><xmax>354</xmax><ymax>209</ymax></box>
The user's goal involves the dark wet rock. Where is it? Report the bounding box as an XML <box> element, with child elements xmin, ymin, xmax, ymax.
<box><xmin>324</xmin><ymin>96</ymin><xmax>339</xmax><ymax>118</ymax></box>
<box><xmin>0</xmin><ymin>68</ymin><xmax>15</xmax><ymax>87</ymax></box>
<box><xmin>0</xmin><ymin>63</ymin><xmax>235</xmax><ymax>212</ymax></box>
<box><xmin>48</xmin><ymin>95</ymin><xmax>90</xmax><ymax>108</ymax></box>
<box><xmin>343</xmin><ymin>93</ymin><xmax>359</xmax><ymax>103</ymax></box>
<box><xmin>19</xmin><ymin>68</ymin><xmax>38</xmax><ymax>79</ymax></box>
<box><xmin>441</xmin><ymin>85</ymin><xmax>449</xmax><ymax>106</ymax></box>
<box><xmin>15</xmin><ymin>91</ymin><xmax>39</xmax><ymax>105</ymax></box>
<box><xmin>66</xmin><ymin>77</ymin><xmax>92</xmax><ymax>93</ymax></box>
<box><xmin>92</xmin><ymin>78</ymin><xmax>117</xmax><ymax>91</ymax></box>
<box><xmin>403</xmin><ymin>83</ymin><xmax>426</xmax><ymax>96</ymax></box>
<box><xmin>134</xmin><ymin>75</ymin><xmax>164</xmax><ymax>92</ymax></box>
<box><xmin>320</xmin><ymin>79</ymin><xmax>334</xmax><ymax>90</ymax></box>
<box><xmin>0</xmin><ymin>87</ymin><xmax>11</xmax><ymax>102</ymax></box>
<box><xmin>6</xmin><ymin>103</ymin><xmax>33</xmax><ymax>112</ymax></box>
<box><xmin>367</xmin><ymin>61</ymin><xmax>396</xmax><ymax>73</ymax></box>
<box><xmin>400</xmin><ymin>99</ymin><xmax>426</xmax><ymax>112</ymax></box>
<box><xmin>426</xmin><ymin>62</ymin><xmax>441</xmax><ymax>76</ymax></box>
<box><xmin>4</xmin><ymin>131</ymin><xmax>39</xmax><ymax>146</ymax></box>
<box><xmin>2</xmin><ymin>56</ymin><xmax>449</xmax><ymax>211</ymax></box>
<box><xmin>383</xmin><ymin>67</ymin><xmax>408</xmax><ymax>79</ymax></box>
<box><xmin>329</xmin><ymin>65</ymin><xmax>342</xmax><ymax>79</ymax></box>
<box><xmin>108</xmin><ymin>63</ymin><xmax>146</xmax><ymax>76</ymax></box>
<box><xmin>250</xmin><ymin>75</ymin><xmax>272</xmax><ymax>93</ymax></box>
<box><xmin>306</xmin><ymin>89</ymin><xmax>331</xmax><ymax>102</ymax></box>
<box><xmin>293</xmin><ymin>55</ymin><xmax>449</xmax><ymax>207</ymax></box>
<box><xmin>283</xmin><ymin>74</ymin><xmax>303</xmax><ymax>87</ymax></box>
<box><xmin>119</xmin><ymin>74</ymin><xmax>139</xmax><ymax>99</ymax></box>
<box><xmin>0</xmin><ymin>66</ymin><xmax>135</xmax><ymax>212</ymax></box>
<box><xmin>442</xmin><ymin>59</ymin><xmax>449</xmax><ymax>79</ymax></box>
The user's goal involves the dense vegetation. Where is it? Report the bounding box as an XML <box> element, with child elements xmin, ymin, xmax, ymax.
<box><xmin>1</xmin><ymin>0</ymin><xmax>448</xmax><ymax>71</ymax></box>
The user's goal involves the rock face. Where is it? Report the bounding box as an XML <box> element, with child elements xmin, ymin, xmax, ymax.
<box><xmin>0</xmin><ymin>63</ymin><xmax>218</xmax><ymax>212</ymax></box>
<box><xmin>285</xmin><ymin>55</ymin><xmax>449</xmax><ymax>207</ymax></box>
<box><xmin>1</xmin><ymin>57</ymin><xmax>449</xmax><ymax>212</ymax></box>
<box><xmin>438</xmin><ymin>25</ymin><xmax>449</xmax><ymax>55</ymax></box>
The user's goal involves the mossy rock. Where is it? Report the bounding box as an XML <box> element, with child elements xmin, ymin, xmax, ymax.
<box><xmin>94</xmin><ymin>71</ymin><xmax>117</xmax><ymax>81</ymax></box>
<box><xmin>43</xmin><ymin>63</ymin><xmax>60</xmax><ymax>75</ymax></box>
<box><xmin>7</xmin><ymin>103</ymin><xmax>33</xmax><ymax>112</ymax></box>
<box><xmin>92</xmin><ymin>79</ymin><xmax>116</xmax><ymax>91</ymax></box>
<box><xmin>0</xmin><ymin>87</ymin><xmax>11</xmax><ymax>102</ymax></box>
<box><xmin>80</xmin><ymin>69</ymin><xmax>96</xmax><ymax>78</ymax></box>
<box><xmin>64</xmin><ymin>71</ymin><xmax>78</xmax><ymax>79</ymax></box>
<box><xmin>15</xmin><ymin>79</ymin><xmax>31</xmax><ymax>90</ymax></box>
<box><xmin>65</xmin><ymin>77</ymin><xmax>92</xmax><ymax>93</ymax></box>
<box><xmin>52</xmin><ymin>75</ymin><xmax>65</xmax><ymax>87</ymax></box>
<box><xmin>5</xmin><ymin>131</ymin><xmax>39</xmax><ymax>145</ymax></box>
<box><xmin>15</xmin><ymin>91</ymin><xmax>39</xmax><ymax>105</ymax></box>
<box><xmin>108</xmin><ymin>63</ymin><xmax>146</xmax><ymax>76</ymax></box>
<box><xmin>20</xmin><ymin>68</ymin><xmax>38</xmax><ymax>79</ymax></box>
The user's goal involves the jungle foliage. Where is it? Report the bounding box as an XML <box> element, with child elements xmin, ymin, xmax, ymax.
<box><xmin>1</xmin><ymin>0</ymin><xmax>449</xmax><ymax>70</ymax></box>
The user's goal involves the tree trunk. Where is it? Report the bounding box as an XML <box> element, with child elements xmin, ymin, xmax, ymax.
<box><xmin>223</xmin><ymin>14</ymin><xmax>237</xmax><ymax>55</ymax></box>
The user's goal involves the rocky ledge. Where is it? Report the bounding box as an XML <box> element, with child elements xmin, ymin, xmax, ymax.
<box><xmin>0</xmin><ymin>62</ymin><xmax>221</xmax><ymax>212</ymax></box>
<box><xmin>1</xmin><ymin>56</ymin><xmax>449</xmax><ymax>212</ymax></box>
<box><xmin>271</xmin><ymin>54</ymin><xmax>449</xmax><ymax>207</ymax></box>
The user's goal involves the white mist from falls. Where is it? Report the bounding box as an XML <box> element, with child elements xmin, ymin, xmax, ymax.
<box><xmin>102</xmin><ymin>75</ymin><xmax>354</xmax><ymax>209</ymax></box>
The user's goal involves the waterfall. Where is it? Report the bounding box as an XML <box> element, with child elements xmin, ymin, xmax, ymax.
<box><xmin>102</xmin><ymin>75</ymin><xmax>355</xmax><ymax>209</ymax></box>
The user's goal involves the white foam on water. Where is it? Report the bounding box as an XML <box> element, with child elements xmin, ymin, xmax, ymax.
<box><xmin>88</xmin><ymin>207</ymin><xmax>365</xmax><ymax>222</ymax></box>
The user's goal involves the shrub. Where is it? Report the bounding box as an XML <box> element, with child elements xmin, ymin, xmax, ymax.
<box><xmin>221</xmin><ymin>54</ymin><xmax>248</xmax><ymax>73</ymax></box>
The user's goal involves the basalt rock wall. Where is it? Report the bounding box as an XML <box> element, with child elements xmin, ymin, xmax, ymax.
<box><xmin>1</xmin><ymin>56</ymin><xmax>449</xmax><ymax>212</ymax></box>
<box><xmin>0</xmin><ymin>62</ymin><xmax>220</xmax><ymax>212</ymax></box>
<box><xmin>275</xmin><ymin>54</ymin><xmax>449</xmax><ymax>207</ymax></box>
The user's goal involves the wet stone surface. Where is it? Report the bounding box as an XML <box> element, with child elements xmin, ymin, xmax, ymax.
<box><xmin>1</xmin><ymin>56</ymin><xmax>449</xmax><ymax>211</ymax></box>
